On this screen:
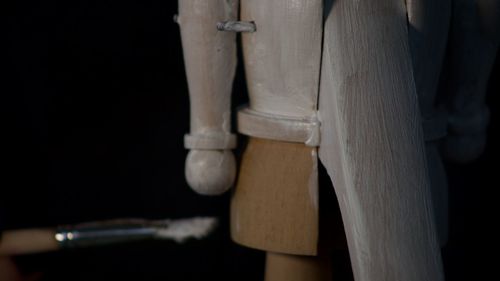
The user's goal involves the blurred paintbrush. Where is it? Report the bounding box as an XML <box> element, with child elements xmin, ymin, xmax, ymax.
<box><xmin>0</xmin><ymin>217</ymin><xmax>217</xmax><ymax>256</ymax></box>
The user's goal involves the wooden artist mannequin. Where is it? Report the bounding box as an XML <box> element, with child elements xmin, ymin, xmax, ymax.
<box><xmin>178</xmin><ymin>1</ymin><xmax>330</xmax><ymax>279</ymax></box>
<box><xmin>177</xmin><ymin>0</ymin><xmax>498</xmax><ymax>280</ymax></box>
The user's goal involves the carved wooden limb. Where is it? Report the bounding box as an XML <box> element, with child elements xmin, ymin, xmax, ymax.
<box><xmin>406</xmin><ymin>0</ymin><xmax>451</xmax><ymax>118</ymax></box>
<box><xmin>178</xmin><ymin>0</ymin><xmax>239</xmax><ymax>195</ymax></box>
<box><xmin>179</xmin><ymin>0</ymin><xmax>449</xmax><ymax>280</ymax></box>
<box><xmin>231</xmin><ymin>0</ymin><xmax>323</xmax><ymax>256</ymax></box>
<box><xmin>443</xmin><ymin>0</ymin><xmax>500</xmax><ymax>163</ymax></box>
<box><xmin>318</xmin><ymin>0</ymin><xmax>444</xmax><ymax>280</ymax></box>
<box><xmin>406</xmin><ymin>0</ymin><xmax>452</xmax><ymax>247</ymax></box>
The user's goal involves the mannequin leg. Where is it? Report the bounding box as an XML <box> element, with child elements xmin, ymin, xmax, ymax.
<box><xmin>265</xmin><ymin>252</ymin><xmax>332</xmax><ymax>281</ymax></box>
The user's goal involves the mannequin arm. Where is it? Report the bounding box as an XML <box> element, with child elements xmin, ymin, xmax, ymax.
<box><xmin>443</xmin><ymin>0</ymin><xmax>500</xmax><ymax>163</ymax></box>
<box><xmin>177</xmin><ymin>0</ymin><xmax>239</xmax><ymax>195</ymax></box>
<box><xmin>318</xmin><ymin>0</ymin><xmax>444</xmax><ymax>280</ymax></box>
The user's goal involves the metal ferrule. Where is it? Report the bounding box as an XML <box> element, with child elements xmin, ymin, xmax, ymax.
<box><xmin>55</xmin><ymin>219</ymin><xmax>163</xmax><ymax>249</ymax></box>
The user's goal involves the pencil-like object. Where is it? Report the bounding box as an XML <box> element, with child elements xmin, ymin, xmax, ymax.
<box><xmin>0</xmin><ymin>217</ymin><xmax>217</xmax><ymax>256</ymax></box>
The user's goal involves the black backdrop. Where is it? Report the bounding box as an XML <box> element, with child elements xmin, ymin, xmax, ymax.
<box><xmin>2</xmin><ymin>1</ymin><xmax>498</xmax><ymax>280</ymax></box>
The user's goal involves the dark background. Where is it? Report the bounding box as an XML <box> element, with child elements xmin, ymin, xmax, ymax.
<box><xmin>1</xmin><ymin>1</ymin><xmax>498</xmax><ymax>280</ymax></box>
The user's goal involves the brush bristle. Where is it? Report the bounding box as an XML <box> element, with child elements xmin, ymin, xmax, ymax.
<box><xmin>154</xmin><ymin>217</ymin><xmax>218</xmax><ymax>243</ymax></box>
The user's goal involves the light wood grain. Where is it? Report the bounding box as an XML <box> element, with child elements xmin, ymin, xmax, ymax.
<box><xmin>318</xmin><ymin>0</ymin><xmax>444</xmax><ymax>280</ymax></box>
<box><xmin>231</xmin><ymin>137</ymin><xmax>319</xmax><ymax>255</ymax></box>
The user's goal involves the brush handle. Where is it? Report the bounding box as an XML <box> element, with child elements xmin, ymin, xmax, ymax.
<box><xmin>0</xmin><ymin>229</ymin><xmax>58</xmax><ymax>255</ymax></box>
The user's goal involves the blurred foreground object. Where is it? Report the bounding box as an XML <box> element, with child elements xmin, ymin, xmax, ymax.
<box><xmin>443</xmin><ymin>0</ymin><xmax>500</xmax><ymax>163</ymax></box>
<box><xmin>0</xmin><ymin>217</ymin><xmax>217</xmax><ymax>256</ymax></box>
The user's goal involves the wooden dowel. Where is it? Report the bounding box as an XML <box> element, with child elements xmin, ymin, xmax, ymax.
<box><xmin>264</xmin><ymin>252</ymin><xmax>332</xmax><ymax>281</ymax></box>
<box><xmin>0</xmin><ymin>229</ymin><xmax>58</xmax><ymax>256</ymax></box>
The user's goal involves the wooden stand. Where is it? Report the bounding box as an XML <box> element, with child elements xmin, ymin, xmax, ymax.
<box><xmin>265</xmin><ymin>252</ymin><xmax>332</xmax><ymax>281</ymax></box>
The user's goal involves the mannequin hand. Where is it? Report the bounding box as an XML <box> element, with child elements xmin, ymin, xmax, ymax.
<box><xmin>185</xmin><ymin>150</ymin><xmax>236</xmax><ymax>195</ymax></box>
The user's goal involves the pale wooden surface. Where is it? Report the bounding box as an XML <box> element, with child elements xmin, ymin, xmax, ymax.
<box><xmin>264</xmin><ymin>252</ymin><xmax>332</xmax><ymax>281</ymax></box>
<box><xmin>318</xmin><ymin>0</ymin><xmax>444</xmax><ymax>280</ymax></box>
<box><xmin>230</xmin><ymin>0</ymin><xmax>324</xmax><ymax>255</ymax></box>
<box><xmin>240</xmin><ymin>0</ymin><xmax>323</xmax><ymax>118</ymax></box>
<box><xmin>178</xmin><ymin>0</ymin><xmax>238</xmax><ymax>195</ymax></box>
<box><xmin>237</xmin><ymin>107</ymin><xmax>320</xmax><ymax>146</ymax></box>
<box><xmin>406</xmin><ymin>0</ymin><xmax>452</xmax><ymax>246</ymax></box>
<box><xmin>231</xmin><ymin>138</ymin><xmax>319</xmax><ymax>256</ymax></box>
